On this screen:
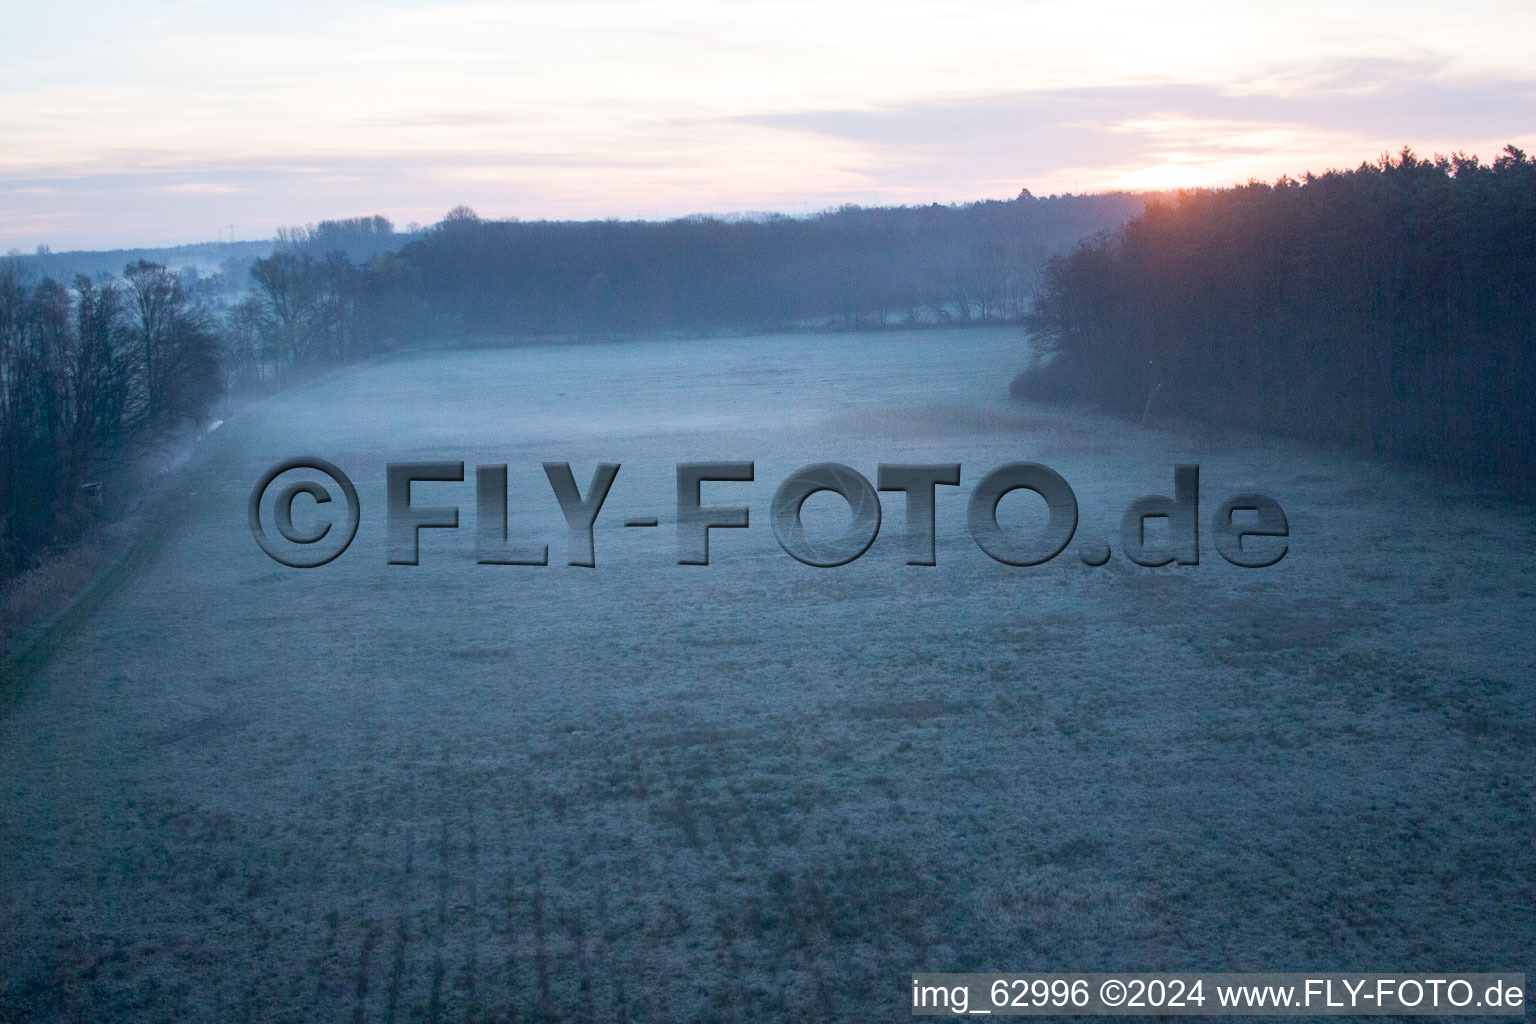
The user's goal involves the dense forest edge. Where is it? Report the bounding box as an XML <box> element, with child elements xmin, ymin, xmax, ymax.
<box><xmin>1014</xmin><ymin>147</ymin><xmax>1536</xmax><ymax>482</ymax></box>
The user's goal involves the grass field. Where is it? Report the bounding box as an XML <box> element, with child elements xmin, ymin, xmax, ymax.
<box><xmin>2</xmin><ymin>328</ymin><xmax>1532</xmax><ymax>1021</ymax></box>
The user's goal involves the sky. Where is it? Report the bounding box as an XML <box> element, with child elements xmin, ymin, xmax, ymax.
<box><xmin>2</xmin><ymin>0</ymin><xmax>1534</xmax><ymax>251</ymax></box>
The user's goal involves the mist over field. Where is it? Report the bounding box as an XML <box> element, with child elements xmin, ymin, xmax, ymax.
<box><xmin>2</xmin><ymin>329</ymin><xmax>1532</xmax><ymax>1020</ymax></box>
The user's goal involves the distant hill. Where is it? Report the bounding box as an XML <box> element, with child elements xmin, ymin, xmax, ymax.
<box><xmin>16</xmin><ymin>239</ymin><xmax>274</xmax><ymax>286</ymax></box>
<box><xmin>14</xmin><ymin>215</ymin><xmax>425</xmax><ymax>293</ymax></box>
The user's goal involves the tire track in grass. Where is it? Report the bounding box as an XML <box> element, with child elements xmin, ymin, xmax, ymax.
<box><xmin>487</xmin><ymin>778</ymin><xmax>520</xmax><ymax>1020</ymax></box>
<box><xmin>352</xmin><ymin>917</ymin><xmax>381</xmax><ymax>1024</ymax></box>
<box><xmin>531</xmin><ymin>866</ymin><xmax>553</xmax><ymax>1018</ymax></box>
<box><xmin>427</xmin><ymin>951</ymin><xmax>446</xmax><ymax>1024</ymax></box>
<box><xmin>384</xmin><ymin>918</ymin><xmax>409</xmax><ymax>1024</ymax></box>
<box><xmin>387</xmin><ymin>733</ymin><xmax>428</xmax><ymax>1023</ymax></box>
<box><xmin>460</xmin><ymin>763</ymin><xmax>485</xmax><ymax>1024</ymax></box>
<box><xmin>427</xmin><ymin>744</ymin><xmax>454</xmax><ymax>1024</ymax></box>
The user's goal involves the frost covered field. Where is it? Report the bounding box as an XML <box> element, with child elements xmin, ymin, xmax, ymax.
<box><xmin>2</xmin><ymin>328</ymin><xmax>1533</xmax><ymax>1021</ymax></box>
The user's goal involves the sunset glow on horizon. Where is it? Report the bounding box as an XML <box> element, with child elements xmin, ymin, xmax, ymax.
<box><xmin>3</xmin><ymin>0</ymin><xmax>1534</xmax><ymax>250</ymax></box>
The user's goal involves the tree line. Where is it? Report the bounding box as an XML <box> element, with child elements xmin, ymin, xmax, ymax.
<box><xmin>1</xmin><ymin>193</ymin><xmax>1145</xmax><ymax>575</ymax></box>
<box><xmin>1015</xmin><ymin>146</ymin><xmax>1536</xmax><ymax>481</ymax></box>
<box><xmin>209</xmin><ymin>195</ymin><xmax>1152</xmax><ymax>386</ymax></box>
<box><xmin>220</xmin><ymin>195</ymin><xmax>1151</xmax><ymax>355</ymax></box>
<box><xmin>0</xmin><ymin>260</ymin><xmax>222</xmax><ymax>571</ymax></box>
<box><xmin>396</xmin><ymin>195</ymin><xmax>1147</xmax><ymax>335</ymax></box>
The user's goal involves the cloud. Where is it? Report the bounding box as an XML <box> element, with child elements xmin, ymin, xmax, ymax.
<box><xmin>730</xmin><ymin>60</ymin><xmax>1536</xmax><ymax>194</ymax></box>
<box><xmin>155</xmin><ymin>182</ymin><xmax>250</xmax><ymax>194</ymax></box>
<box><xmin>4</xmin><ymin>52</ymin><xmax>1535</xmax><ymax>249</ymax></box>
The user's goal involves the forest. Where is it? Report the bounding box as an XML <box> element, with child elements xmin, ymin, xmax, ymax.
<box><xmin>1014</xmin><ymin>146</ymin><xmax>1536</xmax><ymax>480</ymax></box>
